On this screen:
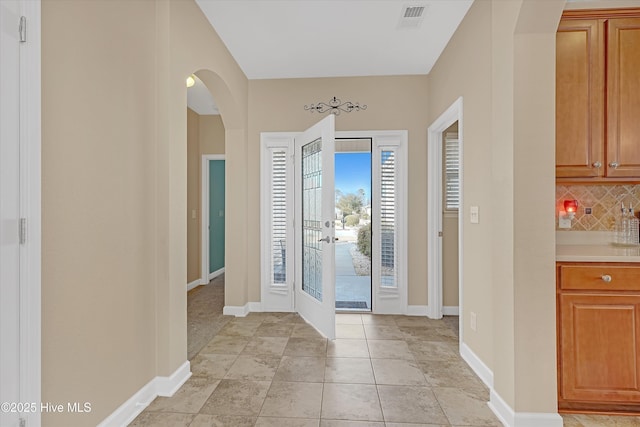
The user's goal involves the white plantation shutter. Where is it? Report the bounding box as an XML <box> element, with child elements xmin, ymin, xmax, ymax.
<box><xmin>444</xmin><ymin>131</ymin><xmax>460</xmax><ymax>211</ymax></box>
<box><xmin>372</xmin><ymin>134</ymin><xmax>407</xmax><ymax>315</ymax></box>
<box><xmin>261</xmin><ymin>135</ymin><xmax>295</xmax><ymax>312</ymax></box>
<box><xmin>270</xmin><ymin>150</ymin><xmax>288</xmax><ymax>285</ymax></box>
<box><xmin>380</xmin><ymin>150</ymin><xmax>397</xmax><ymax>289</ymax></box>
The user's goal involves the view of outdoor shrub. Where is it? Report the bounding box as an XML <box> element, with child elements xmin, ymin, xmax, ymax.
<box><xmin>345</xmin><ymin>214</ymin><xmax>360</xmax><ymax>227</ymax></box>
<box><xmin>357</xmin><ymin>223</ymin><xmax>371</xmax><ymax>259</ymax></box>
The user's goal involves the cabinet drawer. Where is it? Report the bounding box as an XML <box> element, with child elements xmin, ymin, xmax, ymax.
<box><xmin>559</xmin><ymin>265</ymin><xmax>640</xmax><ymax>291</ymax></box>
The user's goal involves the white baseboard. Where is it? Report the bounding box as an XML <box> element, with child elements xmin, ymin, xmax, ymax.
<box><xmin>97</xmin><ymin>361</ymin><xmax>191</xmax><ymax>427</ymax></box>
<box><xmin>406</xmin><ymin>305</ymin><xmax>428</xmax><ymax>316</ymax></box>
<box><xmin>223</xmin><ymin>304</ymin><xmax>249</xmax><ymax>317</ymax></box>
<box><xmin>156</xmin><ymin>361</ymin><xmax>191</xmax><ymax>397</ymax></box>
<box><xmin>459</xmin><ymin>343</ymin><xmax>562</xmax><ymax>427</ymax></box>
<box><xmin>443</xmin><ymin>306</ymin><xmax>459</xmax><ymax>315</ymax></box>
<box><xmin>460</xmin><ymin>342</ymin><xmax>494</xmax><ymax>389</ymax></box>
<box><xmin>488</xmin><ymin>389</ymin><xmax>562</xmax><ymax>427</ymax></box>
<box><xmin>208</xmin><ymin>267</ymin><xmax>225</xmax><ymax>281</ymax></box>
<box><xmin>223</xmin><ymin>302</ymin><xmax>263</xmax><ymax>317</ymax></box>
<box><xmin>187</xmin><ymin>279</ymin><xmax>200</xmax><ymax>292</ymax></box>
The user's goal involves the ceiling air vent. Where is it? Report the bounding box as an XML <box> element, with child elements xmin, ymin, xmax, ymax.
<box><xmin>398</xmin><ymin>4</ymin><xmax>427</xmax><ymax>29</ymax></box>
<box><xmin>404</xmin><ymin>6</ymin><xmax>425</xmax><ymax>18</ymax></box>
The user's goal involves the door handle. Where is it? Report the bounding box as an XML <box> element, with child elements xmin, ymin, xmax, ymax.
<box><xmin>318</xmin><ymin>236</ymin><xmax>331</xmax><ymax>243</ymax></box>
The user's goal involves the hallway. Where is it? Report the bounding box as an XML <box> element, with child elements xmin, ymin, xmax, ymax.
<box><xmin>132</xmin><ymin>279</ymin><xmax>640</xmax><ymax>427</ymax></box>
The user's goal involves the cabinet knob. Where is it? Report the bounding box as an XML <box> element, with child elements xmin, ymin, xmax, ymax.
<box><xmin>609</xmin><ymin>161</ymin><xmax>619</xmax><ymax>169</ymax></box>
<box><xmin>601</xmin><ymin>274</ymin><xmax>612</xmax><ymax>283</ymax></box>
<box><xmin>592</xmin><ymin>161</ymin><xmax>602</xmax><ymax>168</ymax></box>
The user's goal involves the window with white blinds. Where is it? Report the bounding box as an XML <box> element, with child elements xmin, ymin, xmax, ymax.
<box><xmin>444</xmin><ymin>131</ymin><xmax>460</xmax><ymax>211</ymax></box>
<box><xmin>380</xmin><ymin>150</ymin><xmax>397</xmax><ymax>289</ymax></box>
<box><xmin>270</xmin><ymin>150</ymin><xmax>288</xmax><ymax>285</ymax></box>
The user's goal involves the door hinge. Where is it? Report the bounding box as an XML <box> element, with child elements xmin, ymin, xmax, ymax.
<box><xmin>20</xmin><ymin>417</ymin><xmax>26</xmax><ymax>427</ymax></box>
<box><xmin>19</xmin><ymin>218</ymin><xmax>27</xmax><ymax>244</ymax></box>
<box><xmin>19</xmin><ymin>16</ymin><xmax>26</xmax><ymax>43</ymax></box>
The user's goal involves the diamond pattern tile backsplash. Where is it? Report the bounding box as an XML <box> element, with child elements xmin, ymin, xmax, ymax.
<box><xmin>556</xmin><ymin>185</ymin><xmax>640</xmax><ymax>231</ymax></box>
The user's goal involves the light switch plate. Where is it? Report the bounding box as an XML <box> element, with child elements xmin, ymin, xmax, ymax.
<box><xmin>470</xmin><ymin>206</ymin><xmax>479</xmax><ymax>224</ymax></box>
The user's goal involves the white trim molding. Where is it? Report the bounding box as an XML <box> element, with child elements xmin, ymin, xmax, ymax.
<box><xmin>97</xmin><ymin>361</ymin><xmax>191</xmax><ymax>427</ymax></box>
<box><xmin>427</xmin><ymin>97</ymin><xmax>463</xmax><ymax>322</ymax></box>
<box><xmin>460</xmin><ymin>342</ymin><xmax>494</xmax><ymax>389</ymax></box>
<box><xmin>406</xmin><ymin>305</ymin><xmax>429</xmax><ymax>316</ymax></box>
<box><xmin>488</xmin><ymin>389</ymin><xmax>563</xmax><ymax>427</ymax></box>
<box><xmin>442</xmin><ymin>306</ymin><xmax>459</xmax><ymax>316</ymax></box>
<box><xmin>187</xmin><ymin>279</ymin><xmax>200</xmax><ymax>292</ymax></box>
<box><xmin>223</xmin><ymin>302</ymin><xmax>264</xmax><ymax>317</ymax></box>
<box><xmin>200</xmin><ymin>154</ymin><xmax>225</xmax><ymax>286</ymax></box>
<box><xmin>460</xmin><ymin>342</ymin><xmax>562</xmax><ymax>427</ymax></box>
<box><xmin>209</xmin><ymin>267</ymin><xmax>225</xmax><ymax>281</ymax></box>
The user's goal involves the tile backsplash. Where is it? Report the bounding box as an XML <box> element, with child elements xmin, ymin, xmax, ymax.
<box><xmin>556</xmin><ymin>185</ymin><xmax>640</xmax><ymax>231</ymax></box>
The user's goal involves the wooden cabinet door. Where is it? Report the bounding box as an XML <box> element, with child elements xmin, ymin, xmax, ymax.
<box><xmin>560</xmin><ymin>293</ymin><xmax>640</xmax><ymax>403</ymax></box>
<box><xmin>556</xmin><ymin>19</ymin><xmax>605</xmax><ymax>178</ymax></box>
<box><xmin>607</xmin><ymin>18</ymin><xmax>640</xmax><ymax>178</ymax></box>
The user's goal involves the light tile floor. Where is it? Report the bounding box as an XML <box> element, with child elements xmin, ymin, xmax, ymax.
<box><xmin>133</xmin><ymin>312</ymin><xmax>503</xmax><ymax>426</ymax></box>
<box><xmin>133</xmin><ymin>282</ymin><xmax>640</xmax><ymax>427</ymax></box>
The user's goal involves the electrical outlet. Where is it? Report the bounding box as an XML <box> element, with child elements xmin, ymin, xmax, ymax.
<box><xmin>470</xmin><ymin>312</ymin><xmax>477</xmax><ymax>331</ymax></box>
<box><xmin>559</xmin><ymin>216</ymin><xmax>572</xmax><ymax>229</ymax></box>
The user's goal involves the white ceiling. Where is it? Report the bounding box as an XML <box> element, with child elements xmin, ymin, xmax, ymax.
<box><xmin>195</xmin><ymin>0</ymin><xmax>474</xmax><ymax>80</ymax></box>
<box><xmin>187</xmin><ymin>0</ymin><xmax>474</xmax><ymax>114</ymax></box>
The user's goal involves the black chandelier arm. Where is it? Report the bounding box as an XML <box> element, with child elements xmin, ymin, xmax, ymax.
<box><xmin>304</xmin><ymin>96</ymin><xmax>367</xmax><ymax>116</ymax></box>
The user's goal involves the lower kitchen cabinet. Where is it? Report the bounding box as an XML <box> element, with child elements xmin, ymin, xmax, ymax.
<box><xmin>557</xmin><ymin>263</ymin><xmax>640</xmax><ymax>413</ymax></box>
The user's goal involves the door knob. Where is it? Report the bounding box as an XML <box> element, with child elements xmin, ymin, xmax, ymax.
<box><xmin>318</xmin><ymin>236</ymin><xmax>331</xmax><ymax>243</ymax></box>
<box><xmin>609</xmin><ymin>161</ymin><xmax>619</xmax><ymax>169</ymax></box>
<box><xmin>601</xmin><ymin>274</ymin><xmax>612</xmax><ymax>283</ymax></box>
<box><xmin>592</xmin><ymin>161</ymin><xmax>602</xmax><ymax>168</ymax></box>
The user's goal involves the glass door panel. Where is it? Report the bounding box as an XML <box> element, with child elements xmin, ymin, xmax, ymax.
<box><xmin>295</xmin><ymin>115</ymin><xmax>336</xmax><ymax>339</ymax></box>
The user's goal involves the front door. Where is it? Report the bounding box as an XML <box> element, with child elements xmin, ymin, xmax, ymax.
<box><xmin>294</xmin><ymin>115</ymin><xmax>336</xmax><ymax>339</ymax></box>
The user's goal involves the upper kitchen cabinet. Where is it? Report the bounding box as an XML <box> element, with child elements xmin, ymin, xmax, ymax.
<box><xmin>607</xmin><ymin>18</ymin><xmax>640</xmax><ymax>178</ymax></box>
<box><xmin>556</xmin><ymin>19</ymin><xmax>604</xmax><ymax>179</ymax></box>
<box><xmin>556</xmin><ymin>10</ymin><xmax>640</xmax><ymax>182</ymax></box>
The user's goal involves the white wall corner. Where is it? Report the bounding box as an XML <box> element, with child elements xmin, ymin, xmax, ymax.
<box><xmin>97</xmin><ymin>361</ymin><xmax>191</xmax><ymax>427</ymax></box>
<box><xmin>442</xmin><ymin>306</ymin><xmax>459</xmax><ymax>316</ymax></box>
<box><xmin>406</xmin><ymin>305</ymin><xmax>429</xmax><ymax>316</ymax></box>
<box><xmin>460</xmin><ymin>342</ymin><xmax>494</xmax><ymax>389</ymax></box>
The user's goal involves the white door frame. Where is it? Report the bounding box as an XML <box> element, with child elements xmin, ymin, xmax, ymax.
<box><xmin>427</xmin><ymin>97</ymin><xmax>463</xmax><ymax>326</ymax></box>
<box><xmin>200</xmin><ymin>154</ymin><xmax>225</xmax><ymax>286</ymax></box>
<box><xmin>260</xmin><ymin>129</ymin><xmax>408</xmax><ymax>315</ymax></box>
<box><xmin>0</xmin><ymin>1</ymin><xmax>41</xmax><ymax>425</ymax></box>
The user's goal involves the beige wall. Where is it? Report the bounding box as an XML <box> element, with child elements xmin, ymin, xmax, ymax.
<box><xmin>248</xmin><ymin>76</ymin><xmax>429</xmax><ymax>304</ymax></box>
<box><xmin>187</xmin><ymin>110</ymin><xmax>225</xmax><ymax>284</ymax></box>
<box><xmin>42</xmin><ymin>0</ymin><xmax>247</xmax><ymax>425</ymax></box>
<box><xmin>428</xmin><ymin>0</ymin><xmax>563</xmax><ymax>414</ymax></box>
<box><xmin>187</xmin><ymin>108</ymin><xmax>200</xmax><ymax>283</ymax></box>
<box><xmin>200</xmin><ymin>114</ymin><xmax>226</xmax><ymax>155</ymax></box>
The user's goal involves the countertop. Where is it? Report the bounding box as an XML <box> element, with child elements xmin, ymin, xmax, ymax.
<box><xmin>556</xmin><ymin>231</ymin><xmax>640</xmax><ymax>262</ymax></box>
<box><xmin>556</xmin><ymin>244</ymin><xmax>640</xmax><ymax>262</ymax></box>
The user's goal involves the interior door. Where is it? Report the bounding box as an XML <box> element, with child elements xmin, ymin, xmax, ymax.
<box><xmin>294</xmin><ymin>115</ymin><xmax>336</xmax><ymax>339</ymax></box>
<box><xmin>0</xmin><ymin>1</ymin><xmax>22</xmax><ymax>426</ymax></box>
